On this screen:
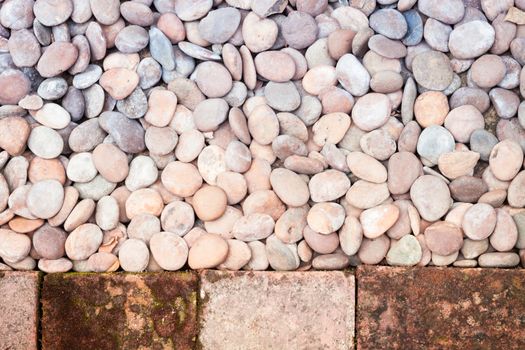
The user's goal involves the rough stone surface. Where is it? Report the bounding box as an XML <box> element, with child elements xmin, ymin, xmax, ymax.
<box><xmin>0</xmin><ymin>271</ymin><xmax>40</xmax><ymax>350</ymax></box>
<box><xmin>199</xmin><ymin>270</ymin><xmax>355</xmax><ymax>350</ymax></box>
<box><xmin>357</xmin><ymin>266</ymin><xmax>525</xmax><ymax>350</ymax></box>
<box><xmin>42</xmin><ymin>273</ymin><xmax>198</xmax><ymax>350</ymax></box>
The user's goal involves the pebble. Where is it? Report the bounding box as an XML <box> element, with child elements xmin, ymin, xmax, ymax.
<box><xmin>36</xmin><ymin>41</ymin><xmax>78</xmax><ymax>78</ymax></box>
<box><xmin>360</xmin><ymin>204</ymin><xmax>400</xmax><ymax>239</ymax></box>
<box><xmin>410</xmin><ymin>175</ymin><xmax>451</xmax><ymax>221</ymax></box>
<box><xmin>0</xmin><ymin>0</ymin><xmax>524</xmax><ymax>273</ymax></box>
<box><xmin>336</xmin><ymin>54</ymin><xmax>370</xmax><ymax>97</ymax></box>
<box><xmin>418</xmin><ymin>0</ymin><xmax>465</xmax><ymax>24</ymax></box>
<box><xmin>118</xmin><ymin>238</ymin><xmax>149</xmax><ymax>272</ymax></box>
<box><xmin>265</xmin><ymin>234</ymin><xmax>300</xmax><ymax>271</ymax></box>
<box><xmin>150</xmin><ymin>232</ymin><xmax>188</xmax><ymax>271</ymax></box>
<box><xmin>0</xmin><ymin>69</ymin><xmax>31</xmax><ymax>105</ymax></box>
<box><xmin>386</xmin><ymin>235</ymin><xmax>422</xmax><ymax>266</ymax></box>
<box><xmin>417</xmin><ymin>125</ymin><xmax>455</xmax><ymax>164</ymax></box>
<box><xmin>478</xmin><ymin>252</ymin><xmax>520</xmax><ymax>267</ymax></box>
<box><xmin>309</xmin><ymin>170</ymin><xmax>350</xmax><ymax>202</ymax></box>
<box><xmin>99</xmin><ymin>111</ymin><xmax>145</xmax><ymax>154</ymax></box>
<box><xmin>412</xmin><ymin>50</ymin><xmax>453</xmax><ymax>91</ymax></box>
<box><xmin>64</xmin><ymin>223</ymin><xmax>103</xmax><ymax>260</ymax></box>
<box><xmin>188</xmin><ymin>233</ymin><xmax>229</xmax><ymax>269</ymax></box>
<box><xmin>351</xmin><ymin>93</ymin><xmax>391</xmax><ymax>131</ymax></box>
<box><xmin>370</xmin><ymin>9</ymin><xmax>407</xmax><ymax>40</ymax></box>
<box><xmin>27</xmin><ymin>180</ymin><xmax>64</xmax><ymax>219</ymax></box>
<box><xmin>307</xmin><ymin>202</ymin><xmax>345</xmax><ymax>234</ymax></box>
<box><xmin>449</xmin><ymin>21</ymin><xmax>495</xmax><ymax>59</ymax></box>
<box><xmin>490</xmin><ymin>140</ymin><xmax>524</xmax><ymax>181</ymax></box>
<box><xmin>0</xmin><ymin>229</ymin><xmax>31</xmax><ymax>263</ymax></box>
<box><xmin>462</xmin><ymin>203</ymin><xmax>497</xmax><ymax>240</ymax></box>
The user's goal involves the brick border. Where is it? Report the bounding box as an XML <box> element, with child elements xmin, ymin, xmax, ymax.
<box><xmin>3</xmin><ymin>268</ymin><xmax>525</xmax><ymax>349</ymax></box>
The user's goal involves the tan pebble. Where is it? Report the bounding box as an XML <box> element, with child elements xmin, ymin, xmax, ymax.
<box><xmin>358</xmin><ymin>234</ymin><xmax>390</xmax><ymax>265</ymax></box>
<box><xmin>26</xmin><ymin>180</ymin><xmax>64</xmax><ymax>219</ymax></box>
<box><xmin>275</xmin><ymin>207</ymin><xmax>308</xmax><ymax>244</ymax></box>
<box><xmin>242</xmin><ymin>12</ymin><xmax>278</xmax><ymax>53</ymax></box>
<box><xmin>410</xmin><ymin>175</ymin><xmax>451</xmax><ymax>221</ymax></box>
<box><xmin>49</xmin><ymin>186</ymin><xmax>79</xmax><ymax>227</ymax></box>
<box><xmin>228</xmin><ymin>107</ymin><xmax>251</xmax><ymax>144</ymax></box>
<box><xmin>92</xmin><ymin>143</ymin><xmax>129</xmax><ymax>183</ymax></box>
<box><xmin>239</xmin><ymin>45</ymin><xmax>257</xmax><ymax>90</ymax></box>
<box><xmin>125</xmin><ymin>188</ymin><xmax>164</xmax><ymax>219</ymax></box>
<box><xmin>490</xmin><ymin>208</ymin><xmax>518</xmax><ymax>252</ymax></box>
<box><xmin>8</xmin><ymin>217</ymin><xmax>44</xmax><ymax>233</ymax></box>
<box><xmin>489</xmin><ymin>139</ymin><xmax>523</xmax><ymax>181</ymax></box>
<box><xmin>244</xmin><ymin>240</ymin><xmax>269</xmax><ymax>270</ymax></box>
<box><xmin>204</xmin><ymin>206</ymin><xmax>242</xmax><ymax>239</ymax></box>
<box><xmin>149</xmin><ymin>232</ymin><xmax>188</xmax><ymax>271</ymax></box>
<box><xmin>244</xmin><ymin>158</ymin><xmax>272</xmax><ymax>193</ymax></box>
<box><xmin>254</xmin><ymin>51</ymin><xmax>296</xmax><ymax>82</ymax></box>
<box><xmin>414</xmin><ymin>91</ymin><xmax>449</xmax><ymax>127</ymax></box>
<box><xmin>444</xmin><ymin>105</ymin><xmax>484</xmax><ymax>143</ymax></box>
<box><xmin>339</xmin><ymin>215</ymin><xmax>363</xmax><ymax>256</ymax></box>
<box><xmin>63</xmin><ymin>198</ymin><xmax>95</xmax><ymax>232</ymax></box>
<box><xmin>175</xmin><ymin>129</ymin><xmax>205</xmax><ymax>162</ymax></box>
<box><xmin>302</xmin><ymin>65</ymin><xmax>337</xmax><ymax>96</ymax></box>
<box><xmin>161</xmin><ymin>161</ymin><xmax>203</xmax><ymax>197</ymax></box>
<box><xmin>462</xmin><ymin>203</ymin><xmax>497</xmax><ymax>240</ymax></box>
<box><xmin>192</xmin><ymin>185</ymin><xmax>227</xmax><ymax>221</ymax></box>
<box><xmin>183</xmin><ymin>227</ymin><xmax>207</xmax><ymax>248</ymax></box>
<box><xmin>144</xmin><ymin>89</ymin><xmax>177</xmax><ymax>127</ymax></box>
<box><xmin>303</xmin><ymin>225</ymin><xmax>339</xmax><ymax>254</ymax></box>
<box><xmin>197</xmin><ymin>145</ymin><xmax>227</xmax><ymax>185</ymax></box>
<box><xmin>346</xmin><ymin>151</ymin><xmax>387</xmax><ymax>183</ymax></box>
<box><xmin>0</xmin><ymin>116</ymin><xmax>30</xmax><ymax>156</ymax></box>
<box><xmin>328</xmin><ymin>29</ymin><xmax>356</xmax><ymax>60</ymax></box>
<box><xmin>309</xmin><ymin>169</ymin><xmax>350</xmax><ymax>202</ymax></box>
<box><xmin>242</xmin><ymin>190</ymin><xmax>285</xmax><ymax>221</ymax></box>
<box><xmin>65</xmin><ymin>223</ymin><xmax>103</xmax><ymax>260</ymax></box>
<box><xmin>248</xmin><ymin>105</ymin><xmax>279</xmax><ymax>145</ymax></box>
<box><xmin>222</xmin><ymin>43</ymin><xmax>242</xmax><ymax>81</ymax></box>
<box><xmin>438</xmin><ymin>151</ymin><xmax>480</xmax><ymax>179</ymax></box>
<box><xmin>188</xmin><ymin>233</ymin><xmax>229</xmax><ymax>269</ymax></box>
<box><xmin>232</xmin><ymin>213</ymin><xmax>275</xmax><ymax>241</ymax></box>
<box><xmin>194</xmin><ymin>61</ymin><xmax>233</xmax><ymax>98</ymax></box>
<box><xmin>99</xmin><ymin>68</ymin><xmax>139</xmax><ymax>100</ymax></box>
<box><xmin>225</xmin><ymin>140</ymin><xmax>252</xmax><ymax>173</ymax></box>
<box><xmin>160</xmin><ymin>200</ymin><xmax>194</xmax><ymax>236</ymax></box>
<box><xmin>28</xmin><ymin>157</ymin><xmax>66</xmax><ymax>185</ymax></box>
<box><xmin>216</xmin><ymin>171</ymin><xmax>248</xmax><ymax>205</ymax></box>
<box><xmin>360</xmin><ymin>204</ymin><xmax>399</xmax><ymax>239</ymax></box>
<box><xmin>270</xmin><ymin>168</ymin><xmax>309</xmax><ymax>207</ymax></box>
<box><xmin>346</xmin><ymin>180</ymin><xmax>390</xmax><ymax>210</ymax></box>
<box><xmin>157</xmin><ymin>12</ymin><xmax>186</xmax><ymax>43</ymax></box>
<box><xmin>424</xmin><ymin>221</ymin><xmax>463</xmax><ymax>255</ymax></box>
<box><xmin>218</xmin><ymin>239</ymin><xmax>252</xmax><ymax>270</ymax></box>
<box><xmin>307</xmin><ymin>202</ymin><xmax>345</xmax><ymax>234</ymax></box>
<box><xmin>312</xmin><ymin>112</ymin><xmax>351</xmax><ymax>146</ymax></box>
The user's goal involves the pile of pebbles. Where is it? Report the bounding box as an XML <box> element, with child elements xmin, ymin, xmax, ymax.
<box><xmin>1</xmin><ymin>0</ymin><xmax>525</xmax><ymax>273</ymax></box>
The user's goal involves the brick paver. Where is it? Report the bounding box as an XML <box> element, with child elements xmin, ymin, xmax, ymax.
<box><xmin>198</xmin><ymin>270</ymin><xmax>355</xmax><ymax>350</ymax></box>
<box><xmin>41</xmin><ymin>272</ymin><xmax>198</xmax><ymax>350</ymax></box>
<box><xmin>0</xmin><ymin>271</ymin><xmax>40</xmax><ymax>350</ymax></box>
<box><xmin>356</xmin><ymin>266</ymin><xmax>525</xmax><ymax>350</ymax></box>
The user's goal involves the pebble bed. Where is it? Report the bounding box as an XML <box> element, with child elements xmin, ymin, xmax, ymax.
<box><xmin>0</xmin><ymin>0</ymin><xmax>525</xmax><ymax>273</ymax></box>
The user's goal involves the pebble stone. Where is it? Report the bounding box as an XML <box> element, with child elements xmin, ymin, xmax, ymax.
<box><xmin>0</xmin><ymin>0</ymin><xmax>524</xmax><ymax>273</ymax></box>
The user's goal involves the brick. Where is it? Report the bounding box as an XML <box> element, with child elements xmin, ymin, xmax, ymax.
<box><xmin>198</xmin><ymin>270</ymin><xmax>355</xmax><ymax>350</ymax></box>
<box><xmin>0</xmin><ymin>271</ymin><xmax>40</xmax><ymax>350</ymax></box>
<box><xmin>357</xmin><ymin>266</ymin><xmax>525</xmax><ymax>350</ymax></box>
<box><xmin>41</xmin><ymin>272</ymin><xmax>198</xmax><ymax>350</ymax></box>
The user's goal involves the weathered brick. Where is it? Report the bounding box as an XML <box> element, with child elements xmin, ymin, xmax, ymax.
<box><xmin>357</xmin><ymin>266</ymin><xmax>525</xmax><ymax>350</ymax></box>
<box><xmin>41</xmin><ymin>272</ymin><xmax>198</xmax><ymax>350</ymax></box>
<box><xmin>0</xmin><ymin>271</ymin><xmax>40</xmax><ymax>350</ymax></box>
<box><xmin>198</xmin><ymin>270</ymin><xmax>355</xmax><ymax>350</ymax></box>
